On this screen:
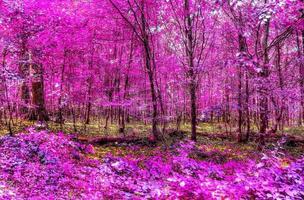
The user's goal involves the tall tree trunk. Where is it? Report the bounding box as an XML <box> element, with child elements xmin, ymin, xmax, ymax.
<box><xmin>71</xmin><ymin>107</ymin><xmax>77</xmax><ymax>132</ymax></box>
<box><xmin>270</xmin><ymin>43</ymin><xmax>284</xmax><ymax>133</ymax></box>
<box><xmin>259</xmin><ymin>16</ymin><xmax>270</xmax><ymax>146</ymax></box>
<box><xmin>2</xmin><ymin>48</ymin><xmax>13</xmax><ymax>135</ymax></box>
<box><xmin>237</xmin><ymin>34</ymin><xmax>247</xmax><ymax>142</ymax></box>
<box><xmin>19</xmin><ymin>40</ymin><xmax>30</xmax><ymax>117</ymax></box>
<box><xmin>190</xmin><ymin>79</ymin><xmax>197</xmax><ymax>141</ymax></box>
<box><xmin>297</xmin><ymin>31</ymin><xmax>304</xmax><ymax>125</ymax></box>
<box><xmin>86</xmin><ymin>37</ymin><xmax>97</xmax><ymax>125</ymax></box>
<box><xmin>141</xmin><ymin>8</ymin><xmax>159</xmax><ymax>140</ymax></box>
<box><xmin>237</xmin><ymin>57</ymin><xmax>243</xmax><ymax>142</ymax></box>
<box><xmin>57</xmin><ymin>50</ymin><xmax>67</xmax><ymax>129</ymax></box>
<box><xmin>85</xmin><ymin>79</ymin><xmax>92</xmax><ymax>124</ymax></box>
<box><xmin>121</xmin><ymin>36</ymin><xmax>134</xmax><ymax>135</ymax></box>
<box><xmin>185</xmin><ymin>0</ymin><xmax>197</xmax><ymax>141</ymax></box>
<box><xmin>29</xmin><ymin>62</ymin><xmax>49</xmax><ymax>121</ymax></box>
<box><xmin>245</xmin><ymin>72</ymin><xmax>250</xmax><ymax>142</ymax></box>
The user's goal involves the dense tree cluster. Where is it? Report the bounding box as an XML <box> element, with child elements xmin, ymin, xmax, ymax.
<box><xmin>0</xmin><ymin>0</ymin><xmax>303</xmax><ymax>140</ymax></box>
<box><xmin>0</xmin><ymin>1</ymin><xmax>304</xmax><ymax>199</ymax></box>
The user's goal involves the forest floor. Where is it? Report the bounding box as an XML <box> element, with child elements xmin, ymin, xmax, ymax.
<box><xmin>1</xmin><ymin>118</ymin><xmax>304</xmax><ymax>156</ymax></box>
<box><xmin>0</xmin><ymin>120</ymin><xmax>303</xmax><ymax>199</ymax></box>
<box><xmin>2</xmin><ymin>118</ymin><xmax>304</xmax><ymax>139</ymax></box>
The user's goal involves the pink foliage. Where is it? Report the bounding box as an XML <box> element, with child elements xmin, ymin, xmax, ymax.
<box><xmin>0</xmin><ymin>131</ymin><xmax>303</xmax><ymax>199</ymax></box>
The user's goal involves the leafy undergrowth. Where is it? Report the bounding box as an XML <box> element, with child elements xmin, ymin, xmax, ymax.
<box><xmin>0</xmin><ymin>130</ymin><xmax>303</xmax><ymax>199</ymax></box>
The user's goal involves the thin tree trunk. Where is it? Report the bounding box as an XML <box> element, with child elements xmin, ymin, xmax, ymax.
<box><xmin>121</xmin><ymin>36</ymin><xmax>134</xmax><ymax>135</ymax></box>
<box><xmin>70</xmin><ymin>106</ymin><xmax>77</xmax><ymax>132</ymax></box>
<box><xmin>18</xmin><ymin>38</ymin><xmax>31</xmax><ymax>117</ymax></box>
<box><xmin>85</xmin><ymin>80</ymin><xmax>92</xmax><ymax>124</ymax></box>
<box><xmin>270</xmin><ymin>43</ymin><xmax>284</xmax><ymax>133</ymax></box>
<box><xmin>237</xmin><ymin>34</ymin><xmax>247</xmax><ymax>142</ymax></box>
<box><xmin>2</xmin><ymin>49</ymin><xmax>13</xmax><ymax>135</ymax></box>
<box><xmin>297</xmin><ymin>31</ymin><xmax>304</xmax><ymax>125</ymax></box>
<box><xmin>259</xmin><ymin>16</ymin><xmax>270</xmax><ymax>147</ymax></box>
<box><xmin>141</xmin><ymin>8</ymin><xmax>159</xmax><ymax>140</ymax></box>
<box><xmin>245</xmin><ymin>71</ymin><xmax>250</xmax><ymax>142</ymax></box>
<box><xmin>29</xmin><ymin>62</ymin><xmax>49</xmax><ymax>121</ymax></box>
<box><xmin>237</xmin><ymin>59</ymin><xmax>243</xmax><ymax>142</ymax></box>
<box><xmin>185</xmin><ymin>0</ymin><xmax>197</xmax><ymax>141</ymax></box>
<box><xmin>57</xmin><ymin>50</ymin><xmax>67</xmax><ymax>129</ymax></box>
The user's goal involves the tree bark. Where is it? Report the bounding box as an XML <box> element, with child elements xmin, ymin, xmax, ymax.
<box><xmin>270</xmin><ymin>43</ymin><xmax>284</xmax><ymax>133</ymax></box>
<box><xmin>259</xmin><ymin>17</ymin><xmax>270</xmax><ymax>147</ymax></box>
<box><xmin>141</xmin><ymin>6</ymin><xmax>159</xmax><ymax>140</ymax></box>
<box><xmin>19</xmin><ymin>43</ymin><xmax>31</xmax><ymax>117</ymax></box>
<box><xmin>237</xmin><ymin>55</ymin><xmax>243</xmax><ymax>142</ymax></box>
<box><xmin>85</xmin><ymin>78</ymin><xmax>92</xmax><ymax>124</ymax></box>
<box><xmin>29</xmin><ymin>63</ymin><xmax>49</xmax><ymax>121</ymax></box>
<box><xmin>184</xmin><ymin>0</ymin><xmax>197</xmax><ymax>141</ymax></box>
<box><xmin>237</xmin><ymin>34</ymin><xmax>248</xmax><ymax>142</ymax></box>
<box><xmin>121</xmin><ymin>36</ymin><xmax>134</xmax><ymax>135</ymax></box>
<box><xmin>245</xmin><ymin>71</ymin><xmax>250</xmax><ymax>142</ymax></box>
<box><xmin>298</xmin><ymin>31</ymin><xmax>304</xmax><ymax>125</ymax></box>
<box><xmin>56</xmin><ymin>50</ymin><xmax>67</xmax><ymax>129</ymax></box>
<box><xmin>2</xmin><ymin>48</ymin><xmax>13</xmax><ymax>135</ymax></box>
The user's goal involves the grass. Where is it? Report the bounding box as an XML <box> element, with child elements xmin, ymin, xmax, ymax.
<box><xmin>0</xmin><ymin>118</ymin><xmax>152</xmax><ymax>137</ymax></box>
<box><xmin>180</xmin><ymin>122</ymin><xmax>223</xmax><ymax>133</ymax></box>
<box><xmin>0</xmin><ymin>119</ymin><xmax>35</xmax><ymax>136</ymax></box>
<box><xmin>0</xmin><ymin>118</ymin><xmax>303</xmax><ymax>159</ymax></box>
<box><xmin>284</xmin><ymin>126</ymin><xmax>304</xmax><ymax>136</ymax></box>
<box><xmin>1</xmin><ymin>118</ymin><xmax>303</xmax><ymax>137</ymax></box>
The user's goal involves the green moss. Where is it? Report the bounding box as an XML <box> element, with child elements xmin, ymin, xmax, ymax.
<box><xmin>284</xmin><ymin>126</ymin><xmax>304</xmax><ymax>136</ymax></box>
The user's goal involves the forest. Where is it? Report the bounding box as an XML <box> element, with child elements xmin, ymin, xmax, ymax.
<box><xmin>0</xmin><ymin>0</ymin><xmax>304</xmax><ymax>199</ymax></box>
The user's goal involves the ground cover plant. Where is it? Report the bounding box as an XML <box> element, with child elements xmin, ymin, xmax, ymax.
<box><xmin>0</xmin><ymin>129</ymin><xmax>303</xmax><ymax>199</ymax></box>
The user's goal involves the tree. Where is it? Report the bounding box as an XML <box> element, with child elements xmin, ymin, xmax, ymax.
<box><xmin>108</xmin><ymin>0</ymin><xmax>162</xmax><ymax>140</ymax></box>
<box><xmin>165</xmin><ymin>0</ymin><xmax>215</xmax><ymax>141</ymax></box>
